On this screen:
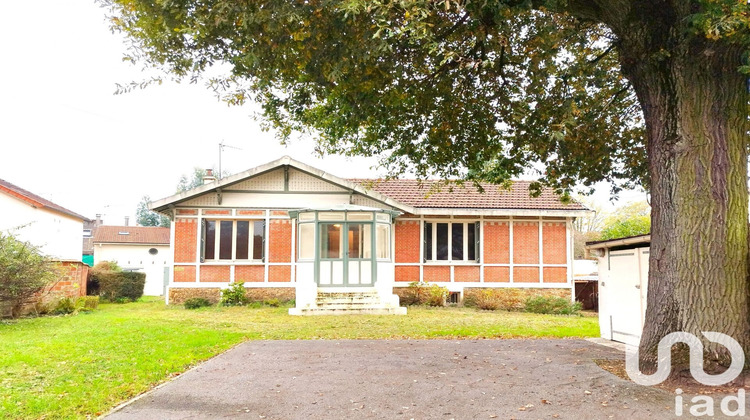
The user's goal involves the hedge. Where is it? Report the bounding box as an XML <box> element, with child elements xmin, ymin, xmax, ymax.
<box><xmin>97</xmin><ymin>271</ymin><xmax>146</xmax><ymax>302</ymax></box>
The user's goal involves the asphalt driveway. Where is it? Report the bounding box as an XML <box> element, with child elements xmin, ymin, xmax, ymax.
<box><xmin>106</xmin><ymin>339</ymin><xmax>677</xmax><ymax>419</ymax></box>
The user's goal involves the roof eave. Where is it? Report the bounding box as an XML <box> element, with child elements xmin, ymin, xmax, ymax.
<box><xmin>150</xmin><ymin>156</ymin><xmax>417</xmax><ymax>214</ymax></box>
<box><xmin>413</xmin><ymin>208</ymin><xmax>592</xmax><ymax>217</ymax></box>
<box><xmin>585</xmin><ymin>234</ymin><xmax>651</xmax><ymax>250</ymax></box>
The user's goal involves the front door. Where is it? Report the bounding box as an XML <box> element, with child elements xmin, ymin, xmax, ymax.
<box><xmin>318</xmin><ymin>222</ymin><xmax>374</xmax><ymax>287</ymax></box>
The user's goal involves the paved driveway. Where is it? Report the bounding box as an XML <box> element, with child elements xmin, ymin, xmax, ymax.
<box><xmin>107</xmin><ymin>339</ymin><xmax>677</xmax><ymax>419</ymax></box>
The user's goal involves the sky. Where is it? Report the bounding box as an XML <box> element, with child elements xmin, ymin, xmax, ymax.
<box><xmin>0</xmin><ymin>1</ymin><xmax>646</xmax><ymax>226</ymax></box>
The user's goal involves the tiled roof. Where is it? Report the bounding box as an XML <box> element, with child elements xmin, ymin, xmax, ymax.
<box><xmin>0</xmin><ymin>178</ymin><xmax>89</xmax><ymax>221</ymax></box>
<box><xmin>93</xmin><ymin>226</ymin><xmax>170</xmax><ymax>245</ymax></box>
<box><xmin>350</xmin><ymin>179</ymin><xmax>587</xmax><ymax>211</ymax></box>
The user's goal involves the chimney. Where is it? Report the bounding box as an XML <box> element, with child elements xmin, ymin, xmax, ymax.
<box><xmin>203</xmin><ymin>168</ymin><xmax>217</xmax><ymax>185</ymax></box>
<box><xmin>95</xmin><ymin>214</ymin><xmax>102</xmax><ymax>226</ymax></box>
<box><xmin>124</xmin><ymin>216</ymin><xmax>129</xmax><ymax>226</ymax></box>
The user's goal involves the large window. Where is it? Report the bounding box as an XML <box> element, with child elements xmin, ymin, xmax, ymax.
<box><xmin>423</xmin><ymin>221</ymin><xmax>479</xmax><ymax>262</ymax></box>
<box><xmin>202</xmin><ymin>220</ymin><xmax>265</xmax><ymax>261</ymax></box>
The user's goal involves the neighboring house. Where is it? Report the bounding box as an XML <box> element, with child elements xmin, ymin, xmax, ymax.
<box><xmin>150</xmin><ymin>156</ymin><xmax>589</xmax><ymax>314</ymax></box>
<box><xmin>0</xmin><ymin>178</ymin><xmax>90</xmax><ymax>313</ymax></box>
<box><xmin>0</xmin><ymin>178</ymin><xmax>89</xmax><ymax>261</ymax></box>
<box><xmin>82</xmin><ymin>214</ymin><xmax>104</xmax><ymax>266</ymax></box>
<box><xmin>573</xmin><ymin>259</ymin><xmax>598</xmax><ymax>310</ymax></box>
<box><xmin>586</xmin><ymin>234</ymin><xmax>650</xmax><ymax>345</ymax></box>
<box><xmin>93</xmin><ymin>226</ymin><xmax>171</xmax><ymax>296</ymax></box>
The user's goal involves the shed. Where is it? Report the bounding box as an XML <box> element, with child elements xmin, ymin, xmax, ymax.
<box><xmin>586</xmin><ymin>234</ymin><xmax>650</xmax><ymax>346</ymax></box>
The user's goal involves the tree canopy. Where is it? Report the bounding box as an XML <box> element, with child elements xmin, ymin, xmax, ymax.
<box><xmin>136</xmin><ymin>195</ymin><xmax>170</xmax><ymax>227</ymax></box>
<box><xmin>105</xmin><ymin>0</ymin><xmax>750</xmax><ymax>369</ymax></box>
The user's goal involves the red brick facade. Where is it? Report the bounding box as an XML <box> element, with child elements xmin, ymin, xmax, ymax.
<box><xmin>395</xmin><ymin>266</ymin><xmax>420</xmax><ymax>282</ymax></box>
<box><xmin>483</xmin><ymin>221</ymin><xmax>510</xmax><ymax>264</ymax></box>
<box><xmin>269</xmin><ymin>219</ymin><xmax>292</xmax><ymax>263</ymax></box>
<box><xmin>235</xmin><ymin>265</ymin><xmax>265</xmax><ymax>282</ymax></box>
<box><xmin>512</xmin><ymin>222</ymin><xmax>539</xmax><ymax>264</ymax></box>
<box><xmin>200</xmin><ymin>266</ymin><xmax>230</xmax><ymax>282</ymax></box>
<box><xmin>395</xmin><ymin>220</ymin><xmax>420</xmax><ymax>263</ymax></box>
<box><xmin>543</xmin><ymin>222</ymin><xmax>567</xmax><ymax>264</ymax></box>
<box><xmin>174</xmin><ymin>265</ymin><xmax>196</xmax><ymax>282</ymax></box>
<box><xmin>269</xmin><ymin>265</ymin><xmax>291</xmax><ymax>282</ymax></box>
<box><xmin>174</xmin><ymin>218</ymin><xmax>197</xmax><ymax>263</ymax></box>
<box><xmin>454</xmin><ymin>266</ymin><xmax>480</xmax><ymax>282</ymax></box>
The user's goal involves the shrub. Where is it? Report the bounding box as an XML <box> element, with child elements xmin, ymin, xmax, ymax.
<box><xmin>52</xmin><ymin>298</ymin><xmax>76</xmax><ymax>315</ymax></box>
<box><xmin>524</xmin><ymin>296</ymin><xmax>582</xmax><ymax>315</ymax></box>
<box><xmin>263</xmin><ymin>298</ymin><xmax>281</xmax><ymax>307</ymax></box>
<box><xmin>87</xmin><ymin>261</ymin><xmax>122</xmax><ymax>296</ymax></box>
<box><xmin>184</xmin><ymin>297</ymin><xmax>212</xmax><ymax>309</ymax></box>
<box><xmin>400</xmin><ymin>281</ymin><xmax>428</xmax><ymax>305</ymax></box>
<box><xmin>98</xmin><ymin>271</ymin><xmax>146</xmax><ymax>302</ymax></box>
<box><xmin>77</xmin><ymin>296</ymin><xmax>99</xmax><ymax>311</ymax></box>
<box><xmin>221</xmin><ymin>282</ymin><xmax>248</xmax><ymax>306</ymax></box>
<box><xmin>472</xmin><ymin>289</ymin><xmax>502</xmax><ymax>310</ymax></box>
<box><xmin>425</xmin><ymin>284</ymin><xmax>449</xmax><ymax>307</ymax></box>
<box><xmin>0</xmin><ymin>232</ymin><xmax>58</xmax><ymax>318</ymax></box>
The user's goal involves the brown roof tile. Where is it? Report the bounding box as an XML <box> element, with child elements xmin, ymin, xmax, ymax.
<box><xmin>93</xmin><ymin>226</ymin><xmax>170</xmax><ymax>245</ymax></box>
<box><xmin>0</xmin><ymin>178</ymin><xmax>89</xmax><ymax>221</ymax></box>
<box><xmin>350</xmin><ymin>179</ymin><xmax>587</xmax><ymax>211</ymax></box>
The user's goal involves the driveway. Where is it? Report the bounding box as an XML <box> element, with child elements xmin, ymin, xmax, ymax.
<box><xmin>107</xmin><ymin>339</ymin><xmax>677</xmax><ymax>419</ymax></box>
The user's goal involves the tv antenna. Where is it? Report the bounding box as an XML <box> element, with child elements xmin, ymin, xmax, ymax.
<box><xmin>218</xmin><ymin>141</ymin><xmax>243</xmax><ymax>179</ymax></box>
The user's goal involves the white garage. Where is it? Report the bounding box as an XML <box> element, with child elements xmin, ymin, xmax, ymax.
<box><xmin>586</xmin><ymin>234</ymin><xmax>650</xmax><ymax>346</ymax></box>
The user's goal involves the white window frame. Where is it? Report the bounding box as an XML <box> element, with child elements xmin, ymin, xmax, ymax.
<box><xmin>424</xmin><ymin>220</ymin><xmax>479</xmax><ymax>263</ymax></box>
<box><xmin>204</xmin><ymin>219</ymin><xmax>265</xmax><ymax>262</ymax></box>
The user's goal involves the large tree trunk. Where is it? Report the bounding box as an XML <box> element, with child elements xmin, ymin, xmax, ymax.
<box><xmin>614</xmin><ymin>3</ymin><xmax>750</xmax><ymax>371</ymax></box>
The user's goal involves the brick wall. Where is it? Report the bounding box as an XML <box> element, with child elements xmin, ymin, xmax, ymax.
<box><xmin>269</xmin><ymin>265</ymin><xmax>291</xmax><ymax>282</ymax></box>
<box><xmin>175</xmin><ymin>218</ymin><xmax>197</xmax><ymax>263</ymax></box>
<box><xmin>513</xmin><ymin>222</ymin><xmax>539</xmax><ymax>264</ymax></box>
<box><xmin>395</xmin><ymin>220</ymin><xmax>420</xmax><ymax>263</ymax></box>
<box><xmin>454</xmin><ymin>266</ymin><xmax>480</xmax><ymax>282</ymax></box>
<box><xmin>269</xmin><ymin>219</ymin><xmax>292</xmax><ymax>263</ymax></box>
<box><xmin>423</xmin><ymin>266</ymin><xmax>450</xmax><ymax>282</ymax></box>
<box><xmin>513</xmin><ymin>266</ymin><xmax>540</xmax><ymax>283</ymax></box>
<box><xmin>235</xmin><ymin>265</ymin><xmax>265</xmax><ymax>282</ymax></box>
<box><xmin>200</xmin><ymin>266</ymin><xmax>230</xmax><ymax>282</ymax></box>
<box><xmin>483</xmin><ymin>266</ymin><xmax>510</xmax><ymax>282</ymax></box>
<box><xmin>483</xmin><ymin>221</ymin><xmax>510</xmax><ymax>263</ymax></box>
<box><xmin>395</xmin><ymin>266</ymin><xmax>419</xmax><ymax>282</ymax></box>
<box><xmin>174</xmin><ymin>265</ymin><xmax>196</xmax><ymax>282</ymax></box>
<box><xmin>2</xmin><ymin>261</ymin><xmax>89</xmax><ymax>317</ymax></box>
<box><xmin>542</xmin><ymin>222</ymin><xmax>567</xmax><ymax>264</ymax></box>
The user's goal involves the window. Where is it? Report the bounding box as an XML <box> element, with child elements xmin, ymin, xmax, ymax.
<box><xmin>299</xmin><ymin>223</ymin><xmax>315</xmax><ymax>260</ymax></box>
<box><xmin>423</xmin><ymin>221</ymin><xmax>479</xmax><ymax>262</ymax></box>
<box><xmin>202</xmin><ymin>220</ymin><xmax>265</xmax><ymax>261</ymax></box>
<box><xmin>376</xmin><ymin>224</ymin><xmax>390</xmax><ymax>259</ymax></box>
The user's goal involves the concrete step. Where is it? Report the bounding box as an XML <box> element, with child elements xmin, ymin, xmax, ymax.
<box><xmin>316</xmin><ymin>297</ymin><xmax>381</xmax><ymax>305</ymax></box>
<box><xmin>288</xmin><ymin>306</ymin><xmax>407</xmax><ymax>316</ymax></box>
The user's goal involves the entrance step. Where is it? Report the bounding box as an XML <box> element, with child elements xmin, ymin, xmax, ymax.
<box><xmin>290</xmin><ymin>290</ymin><xmax>407</xmax><ymax>315</ymax></box>
<box><xmin>289</xmin><ymin>306</ymin><xmax>407</xmax><ymax>316</ymax></box>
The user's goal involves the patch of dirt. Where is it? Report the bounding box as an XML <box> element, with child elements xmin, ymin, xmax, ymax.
<box><xmin>595</xmin><ymin>359</ymin><xmax>748</xmax><ymax>395</ymax></box>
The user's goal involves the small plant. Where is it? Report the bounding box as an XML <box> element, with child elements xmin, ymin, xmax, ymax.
<box><xmin>52</xmin><ymin>298</ymin><xmax>76</xmax><ymax>315</ymax></box>
<box><xmin>184</xmin><ymin>297</ymin><xmax>212</xmax><ymax>309</ymax></box>
<box><xmin>473</xmin><ymin>289</ymin><xmax>502</xmax><ymax>310</ymax></box>
<box><xmin>77</xmin><ymin>296</ymin><xmax>99</xmax><ymax>311</ymax></box>
<box><xmin>221</xmin><ymin>282</ymin><xmax>248</xmax><ymax>306</ymax></box>
<box><xmin>263</xmin><ymin>298</ymin><xmax>280</xmax><ymax>307</ymax></box>
<box><xmin>425</xmin><ymin>284</ymin><xmax>449</xmax><ymax>307</ymax></box>
<box><xmin>524</xmin><ymin>296</ymin><xmax>582</xmax><ymax>315</ymax></box>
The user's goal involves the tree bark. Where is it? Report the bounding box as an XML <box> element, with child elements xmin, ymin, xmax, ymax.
<box><xmin>612</xmin><ymin>2</ymin><xmax>750</xmax><ymax>370</ymax></box>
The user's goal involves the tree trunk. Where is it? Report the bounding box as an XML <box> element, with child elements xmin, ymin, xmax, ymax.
<box><xmin>616</xmin><ymin>8</ymin><xmax>750</xmax><ymax>371</ymax></box>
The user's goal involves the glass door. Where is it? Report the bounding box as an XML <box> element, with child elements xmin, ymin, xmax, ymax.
<box><xmin>318</xmin><ymin>222</ymin><xmax>373</xmax><ymax>287</ymax></box>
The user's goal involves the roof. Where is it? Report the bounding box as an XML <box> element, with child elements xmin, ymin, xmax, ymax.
<box><xmin>350</xmin><ymin>179</ymin><xmax>588</xmax><ymax>211</ymax></box>
<box><xmin>585</xmin><ymin>234</ymin><xmax>651</xmax><ymax>249</ymax></box>
<box><xmin>93</xmin><ymin>226</ymin><xmax>170</xmax><ymax>245</ymax></box>
<box><xmin>150</xmin><ymin>156</ymin><xmax>590</xmax><ymax>217</ymax></box>
<box><xmin>0</xmin><ymin>178</ymin><xmax>89</xmax><ymax>221</ymax></box>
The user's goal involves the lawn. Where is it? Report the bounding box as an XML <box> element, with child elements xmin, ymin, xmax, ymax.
<box><xmin>0</xmin><ymin>299</ymin><xmax>599</xmax><ymax>419</ymax></box>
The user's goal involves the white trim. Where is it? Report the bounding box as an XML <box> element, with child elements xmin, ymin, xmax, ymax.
<box><xmin>509</xmin><ymin>216</ymin><xmax>514</xmax><ymax>283</ymax></box>
<box><xmin>479</xmin><ymin>215</ymin><xmax>484</xmax><ymax>283</ymax></box>
<box><xmin>168</xmin><ymin>282</ymin><xmax>294</xmax><ymax>288</ymax></box>
<box><xmin>167</xmin><ymin>219</ymin><xmax>176</xmax><ymax>304</ymax></box>
<box><xmin>195</xmin><ymin>214</ymin><xmax>202</xmax><ymax>283</ymax></box>
<box><xmin>264</xmin><ymin>210</ymin><xmax>270</xmax><ymax>283</ymax></box>
<box><xmin>419</xmin><ymin>216</ymin><xmax>424</xmax><ymax>281</ymax></box>
<box><xmin>392</xmin><ymin>282</ymin><xmax>571</xmax><ymax>289</ymax></box>
<box><xmin>291</xmin><ymin>218</ymin><xmax>296</xmax><ymax>283</ymax></box>
<box><xmin>538</xmin><ymin>217</ymin><xmax>543</xmax><ymax>284</ymax></box>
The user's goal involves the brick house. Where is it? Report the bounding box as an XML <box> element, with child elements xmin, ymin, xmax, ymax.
<box><xmin>150</xmin><ymin>156</ymin><xmax>589</xmax><ymax>314</ymax></box>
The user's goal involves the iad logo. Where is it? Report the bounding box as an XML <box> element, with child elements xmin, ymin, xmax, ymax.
<box><xmin>625</xmin><ymin>332</ymin><xmax>746</xmax><ymax>417</ymax></box>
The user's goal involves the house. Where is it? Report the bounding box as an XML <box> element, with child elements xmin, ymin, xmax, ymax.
<box><xmin>0</xmin><ymin>178</ymin><xmax>89</xmax><ymax>261</ymax></box>
<box><xmin>93</xmin><ymin>226</ymin><xmax>171</xmax><ymax>296</ymax></box>
<box><xmin>0</xmin><ymin>178</ymin><xmax>90</xmax><ymax>311</ymax></box>
<box><xmin>585</xmin><ymin>234</ymin><xmax>650</xmax><ymax>345</ymax></box>
<box><xmin>82</xmin><ymin>214</ymin><xmax>104</xmax><ymax>266</ymax></box>
<box><xmin>150</xmin><ymin>156</ymin><xmax>589</xmax><ymax>314</ymax></box>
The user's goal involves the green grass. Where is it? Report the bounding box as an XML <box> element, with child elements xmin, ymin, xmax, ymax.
<box><xmin>0</xmin><ymin>299</ymin><xmax>598</xmax><ymax>419</ymax></box>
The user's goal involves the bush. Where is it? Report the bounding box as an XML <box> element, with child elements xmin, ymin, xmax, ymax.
<box><xmin>87</xmin><ymin>261</ymin><xmax>122</xmax><ymax>296</ymax></box>
<box><xmin>77</xmin><ymin>296</ymin><xmax>99</xmax><ymax>311</ymax></box>
<box><xmin>184</xmin><ymin>297</ymin><xmax>212</xmax><ymax>309</ymax></box>
<box><xmin>425</xmin><ymin>284</ymin><xmax>449</xmax><ymax>307</ymax></box>
<box><xmin>464</xmin><ymin>289</ymin><xmax>527</xmax><ymax>311</ymax></box>
<box><xmin>0</xmin><ymin>232</ymin><xmax>58</xmax><ymax>318</ymax></box>
<box><xmin>524</xmin><ymin>296</ymin><xmax>582</xmax><ymax>315</ymax></box>
<box><xmin>98</xmin><ymin>271</ymin><xmax>146</xmax><ymax>302</ymax></box>
<box><xmin>221</xmin><ymin>282</ymin><xmax>248</xmax><ymax>306</ymax></box>
<box><xmin>263</xmin><ymin>298</ymin><xmax>281</xmax><ymax>307</ymax></box>
<box><xmin>52</xmin><ymin>298</ymin><xmax>76</xmax><ymax>315</ymax></box>
<box><xmin>399</xmin><ymin>282</ymin><xmax>448</xmax><ymax>307</ymax></box>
